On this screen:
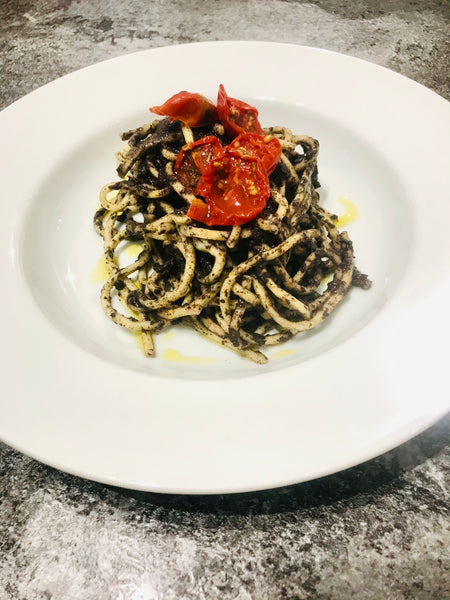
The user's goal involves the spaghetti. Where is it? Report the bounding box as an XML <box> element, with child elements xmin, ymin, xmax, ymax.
<box><xmin>94</xmin><ymin>111</ymin><xmax>371</xmax><ymax>364</ymax></box>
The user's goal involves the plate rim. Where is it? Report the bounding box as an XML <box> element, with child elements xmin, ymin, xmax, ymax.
<box><xmin>1</xmin><ymin>41</ymin><xmax>449</xmax><ymax>494</ymax></box>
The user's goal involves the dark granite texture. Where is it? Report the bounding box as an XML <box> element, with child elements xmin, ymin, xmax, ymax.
<box><xmin>1</xmin><ymin>0</ymin><xmax>449</xmax><ymax>108</ymax></box>
<box><xmin>0</xmin><ymin>1</ymin><xmax>449</xmax><ymax>599</ymax></box>
<box><xmin>0</xmin><ymin>419</ymin><xmax>449</xmax><ymax>599</ymax></box>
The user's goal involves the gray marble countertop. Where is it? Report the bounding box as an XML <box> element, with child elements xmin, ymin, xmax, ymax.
<box><xmin>0</xmin><ymin>1</ymin><xmax>449</xmax><ymax>599</ymax></box>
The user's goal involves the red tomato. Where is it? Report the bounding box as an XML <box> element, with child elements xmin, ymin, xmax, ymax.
<box><xmin>217</xmin><ymin>84</ymin><xmax>264</xmax><ymax>137</ymax></box>
<box><xmin>188</xmin><ymin>153</ymin><xmax>270</xmax><ymax>226</ymax></box>
<box><xmin>150</xmin><ymin>91</ymin><xmax>218</xmax><ymax>127</ymax></box>
<box><xmin>187</xmin><ymin>197</ymin><xmax>231</xmax><ymax>227</ymax></box>
<box><xmin>174</xmin><ymin>136</ymin><xmax>223</xmax><ymax>191</ymax></box>
<box><xmin>227</xmin><ymin>132</ymin><xmax>282</xmax><ymax>175</ymax></box>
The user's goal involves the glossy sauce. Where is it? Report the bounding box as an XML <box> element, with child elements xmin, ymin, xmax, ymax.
<box><xmin>91</xmin><ymin>256</ymin><xmax>109</xmax><ymax>283</ymax></box>
<box><xmin>271</xmin><ymin>348</ymin><xmax>296</xmax><ymax>359</ymax></box>
<box><xmin>335</xmin><ymin>196</ymin><xmax>359</xmax><ymax>228</ymax></box>
<box><xmin>124</xmin><ymin>242</ymin><xmax>144</xmax><ymax>258</ymax></box>
<box><xmin>134</xmin><ymin>331</ymin><xmax>145</xmax><ymax>352</ymax></box>
<box><xmin>162</xmin><ymin>330</ymin><xmax>177</xmax><ymax>342</ymax></box>
<box><xmin>162</xmin><ymin>348</ymin><xmax>219</xmax><ymax>364</ymax></box>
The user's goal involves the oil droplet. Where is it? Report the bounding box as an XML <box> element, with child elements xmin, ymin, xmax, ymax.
<box><xmin>162</xmin><ymin>330</ymin><xmax>177</xmax><ymax>342</ymax></box>
<box><xmin>162</xmin><ymin>348</ymin><xmax>219</xmax><ymax>364</ymax></box>
<box><xmin>125</xmin><ymin>243</ymin><xmax>144</xmax><ymax>259</ymax></box>
<box><xmin>320</xmin><ymin>273</ymin><xmax>334</xmax><ymax>287</ymax></box>
<box><xmin>271</xmin><ymin>348</ymin><xmax>296</xmax><ymax>359</ymax></box>
<box><xmin>335</xmin><ymin>196</ymin><xmax>359</xmax><ymax>228</ymax></box>
<box><xmin>134</xmin><ymin>331</ymin><xmax>145</xmax><ymax>352</ymax></box>
<box><xmin>91</xmin><ymin>256</ymin><xmax>109</xmax><ymax>283</ymax></box>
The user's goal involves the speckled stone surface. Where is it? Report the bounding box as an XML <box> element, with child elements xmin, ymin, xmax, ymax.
<box><xmin>0</xmin><ymin>1</ymin><xmax>449</xmax><ymax>599</ymax></box>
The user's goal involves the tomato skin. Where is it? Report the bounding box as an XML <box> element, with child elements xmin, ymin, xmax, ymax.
<box><xmin>188</xmin><ymin>153</ymin><xmax>270</xmax><ymax>226</ymax></box>
<box><xmin>217</xmin><ymin>84</ymin><xmax>264</xmax><ymax>137</ymax></box>
<box><xmin>150</xmin><ymin>91</ymin><xmax>218</xmax><ymax>127</ymax></box>
<box><xmin>227</xmin><ymin>132</ymin><xmax>282</xmax><ymax>175</ymax></box>
<box><xmin>187</xmin><ymin>196</ymin><xmax>232</xmax><ymax>227</ymax></box>
<box><xmin>155</xmin><ymin>87</ymin><xmax>277</xmax><ymax>226</ymax></box>
<box><xmin>174</xmin><ymin>136</ymin><xmax>223</xmax><ymax>191</ymax></box>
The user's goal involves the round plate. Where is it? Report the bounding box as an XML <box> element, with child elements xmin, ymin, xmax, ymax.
<box><xmin>1</xmin><ymin>42</ymin><xmax>449</xmax><ymax>494</ymax></box>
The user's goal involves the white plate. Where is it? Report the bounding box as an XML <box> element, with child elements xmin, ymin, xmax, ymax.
<box><xmin>1</xmin><ymin>42</ymin><xmax>449</xmax><ymax>494</ymax></box>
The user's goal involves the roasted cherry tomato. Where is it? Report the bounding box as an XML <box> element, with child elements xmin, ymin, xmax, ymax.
<box><xmin>188</xmin><ymin>153</ymin><xmax>270</xmax><ymax>226</ymax></box>
<box><xmin>187</xmin><ymin>196</ymin><xmax>231</xmax><ymax>227</ymax></box>
<box><xmin>150</xmin><ymin>91</ymin><xmax>218</xmax><ymax>127</ymax></box>
<box><xmin>227</xmin><ymin>132</ymin><xmax>282</xmax><ymax>175</ymax></box>
<box><xmin>217</xmin><ymin>84</ymin><xmax>264</xmax><ymax>137</ymax></box>
<box><xmin>174</xmin><ymin>136</ymin><xmax>223</xmax><ymax>191</ymax></box>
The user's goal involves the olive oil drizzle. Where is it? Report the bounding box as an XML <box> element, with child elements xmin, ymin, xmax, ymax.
<box><xmin>335</xmin><ymin>196</ymin><xmax>359</xmax><ymax>228</ymax></box>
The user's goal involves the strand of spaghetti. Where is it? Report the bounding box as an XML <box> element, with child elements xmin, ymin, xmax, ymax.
<box><xmin>229</xmin><ymin>300</ymin><xmax>247</xmax><ymax>346</ymax></box>
<box><xmin>101</xmin><ymin>213</ymin><xmax>122</xmax><ymax>273</ymax></box>
<box><xmin>307</xmin><ymin>262</ymin><xmax>354</xmax><ymax>316</ymax></box>
<box><xmin>240</xmin><ymin>328</ymin><xmax>292</xmax><ymax>348</ymax></box>
<box><xmin>109</xmin><ymin>179</ymin><xmax>171</xmax><ymax>199</ymax></box>
<box><xmin>178</xmin><ymin>225</ymin><xmax>229</xmax><ymax>241</ymax></box>
<box><xmin>100</xmin><ymin>251</ymin><xmax>169</xmax><ymax>331</ymax></box>
<box><xmin>181</xmin><ymin>124</ymin><xmax>194</xmax><ymax>144</ymax></box>
<box><xmin>192</xmin><ymin>238</ymin><xmax>227</xmax><ymax>284</ymax></box>
<box><xmin>279</xmin><ymin>153</ymin><xmax>300</xmax><ymax>183</ymax></box>
<box><xmin>255</xmin><ymin>216</ymin><xmax>283</xmax><ymax>234</ymax></box>
<box><xmin>226</xmin><ymin>226</ymin><xmax>242</xmax><ymax>248</ymax></box>
<box><xmin>287</xmin><ymin>173</ymin><xmax>314</xmax><ymax>223</ymax></box>
<box><xmin>140</xmin><ymin>331</ymin><xmax>156</xmax><ymax>357</ymax></box>
<box><xmin>165</xmin><ymin>162</ymin><xmax>198</xmax><ymax>204</ymax></box>
<box><xmin>145</xmin><ymin>213</ymin><xmax>190</xmax><ymax>237</ymax></box>
<box><xmin>117</xmin><ymin>131</ymin><xmax>183</xmax><ymax>177</ymax></box>
<box><xmin>139</xmin><ymin>241</ymin><xmax>196</xmax><ymax>309</ymax></box>
<box><xmin>292</xmin><ymin>250</ymin><xmax>322</xmax><ymax>284</ymax></box>
<box><xmin>231</xmin><ymin>282</ymin><xmax>259</xmax><ymax>306</ymax></box>
<box><xmin>158</xmin><ymin>279</ymin><xmax>222</xmax><ymax>319</ymax></box>
<box><xmin>99</xmin><ymin>186</ymin><xmax>133</xmax><ymax>212</ymax></box>
<box><xmin>188</xmin><ymin>317</ymin><xmax>268</xmax><ymax>364</ymax></box>
<box><xmin>198</xmin><ymin>316</ymin><xmax>226</xmax><ymax>338</ymax></box>
<box><xmin>270</xmin><ymin>185</ymin><xmax>289</xmax><ymax>219</ymax></box>
<box><xmin>265</xmin><ymin>278</ymin><xmax>312</xmax><ymax>320</ymax></box>
<box><xmin>161</xmin><ymin>148</ymin><xmax>179</xmax><ymax>162</ymax></box>
<box><xmin>219</xmin><ymin>229</ymin><xmax>321</xmax><ymax>325</ymax></box>
<box><xmin>116</xmin><ymin>282</ymin><xmax>155</xmax><ymax>357</ymax></box>
<box><xmin>102</xmin><ymin>279</ymin><xmax>166</xmax><ymax>331</ymax></box>
<box><xmin>93</xmin><ymin>207</ymin><xmax>107</xmax><ymax>236</ymax></box>
<box><xmin>252</xmin><ymin>279</ymin><xmax>326</xmax><ymax>334</ymax></box>
<box><xmin>272</xmin><ymin>263</ymin><xmax>320</xmax><ymax>295</ymax></box>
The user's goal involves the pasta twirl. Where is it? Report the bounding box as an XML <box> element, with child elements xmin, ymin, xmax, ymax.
<box><xmin>94</xmin><ymin>116</ymin><xmax>371</xmax><ymax>363</ymax></box>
